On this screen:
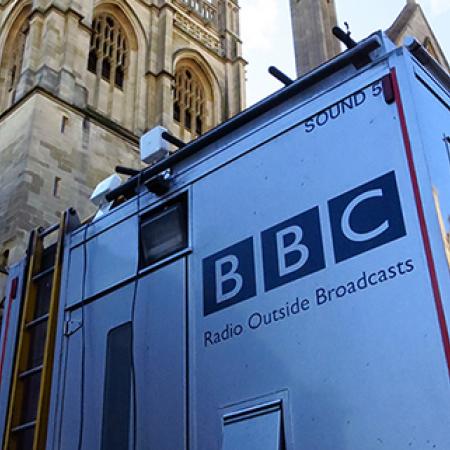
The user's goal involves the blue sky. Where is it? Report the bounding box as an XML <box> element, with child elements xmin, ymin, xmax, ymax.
<box><xmin>240</xmin><ymin>0</ymin><xmax>450</xmax><ymax>106</ymax></box>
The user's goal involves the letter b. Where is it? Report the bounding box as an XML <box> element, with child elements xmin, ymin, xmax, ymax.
<box><xmin>203</xmin><ymin>238</ymin><xmax>256</xmax><ymax>316</ymax></box>
<box><xmin>262</xmin><ymin>207</ymin><xmax>325</xmax><ymax>292</ymax></box>
<box><xmin>276</xmin><ymin>225</ymin><xmax>309</xmax><ymax>277</ymax></box>
<box><xmin>215</xmin><ymin>255</ymin><xmax>243</xmax><ymax>303</ymax></box>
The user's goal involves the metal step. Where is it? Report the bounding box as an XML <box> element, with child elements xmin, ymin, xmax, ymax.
<box><xmin>11</xmin><ymin>420</ymin><xmax>36</xmax><ymax>433</ymax></box>
<box><xmin>25</xmin><ymin>314</ymin><xmax>49</xmax><ymax>330</ymax></box>
<box><xmin>32</xmin><ymin>267</ymin><xmax>54</xmax><ymax>282</ymax></box>
<box><xmin>18</xmin><ymin>365</ymin><xmax>43</xmax><ymax>379</ymax></box>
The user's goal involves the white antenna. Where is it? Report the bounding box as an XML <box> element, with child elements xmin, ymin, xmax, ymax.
<box><xmin>90</xmin><ymin>174</ymin><xmax>122</xmax><ymax>220</ymax></box>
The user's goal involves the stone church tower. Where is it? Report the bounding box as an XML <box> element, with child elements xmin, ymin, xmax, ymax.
<box><xmin>289</xmin><ymin>0</ymin><xmax>341</xmax><ymax>75</ymax></box>
<box><xmin>290</xmin><ymin>0</ymin><xmax>448</xmax><ymax>76</ymax></box>
<box><xmin>0</xmin><ymin>0</ymin><xmax>246</xmax><ymax>278</ymax></box>
<box><xmin>386</xmin><ymin>0</ymin><xmax>449</xmax><ymax>71</ymax></box>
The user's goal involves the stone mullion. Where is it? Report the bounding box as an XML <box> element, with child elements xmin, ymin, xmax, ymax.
<box><xmin>96</xmin><ymin>18</ymin><xmax>105</xmax><ymax>82</ymax></box>
<box><xmin>145</xmin><ymin>5</ymin><xmax>158</xmax><ymax>130</ymax></box>
<box><xmin>197</xmin><ymin>86</ymin><xmax>205</xmax><ymax>134</ymax></box>
<box><xmin>155</xmin><ymin>5</ymin><xmax>174</xmax><ymax>129</ymax></box>
<box><xmin>106</xmin><ymin>21</ymin><xmax>114</xmax><ymax>117</ymax></box>
<box><xmin>0</xmin><ymin>63</ymin><xmax>7</xmax><ymax>103</ymax></box>
<box><xmin>191</xmin><ymin>84</ymin><xmax>197</xmax><ymax>132</ymax></box>
<box><xmin>192</xmin><ymin>81</ymin><xmax>199</xmax><ymax>133</ymax></box>
<box><xmin>9</xmin><ymin>47</ymin><xmax>20</xmax><ymax>91</ymax></box>
<box><xmin>15</xmin><ymin>28</ymin><xmax>28</xmax><ymax>84</ymax></box>
<box><xmin>111</xmin><ymin>28</ymin><xmax>119</xmax><ymax>87</ymax></box>
<box><xmin>189</xmin><ymin>87</ymin><xmax>194</xmax><ymax>132</ymax></box>
<box><xmin>92</xmin><ymin>18</ymin><xmax>104</xmax><ymax>108</ymax></box>
<box><xmin>179</xmin><ymin>81</ymin><xmax>186</xmax><ymax>129</ymax></box>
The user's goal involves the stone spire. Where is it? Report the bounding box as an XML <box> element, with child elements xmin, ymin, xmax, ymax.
<box><xmin>290</xmin><ymin>0</ymin><xmax>342</xmax><ymax>76</ymax></box>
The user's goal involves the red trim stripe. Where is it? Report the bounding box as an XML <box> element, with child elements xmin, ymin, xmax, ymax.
<box><xmin>391</xmin><ymin>68</ymin><xmax>450</xmax><ymax>378</ymax></box>
<box><xmin>0</xmin><ymin>277</ymin><xmax>18</xmax><ymax>387</ymax></box>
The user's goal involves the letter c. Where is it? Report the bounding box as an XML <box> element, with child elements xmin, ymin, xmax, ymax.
<box><xmin>341</xmin><ymin>189</ymin><xmax>389</xmax><ymax>242</ymax></box>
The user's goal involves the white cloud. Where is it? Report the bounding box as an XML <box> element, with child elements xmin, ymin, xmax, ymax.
<box><xmin>240</xmin><ymin>0</ymin><xmax>279</xmax><ymax>51</ymax></box>
<box><xmin>429</xmin><ymin>0</ymin><xmax>450</xmax><ymax>15</ymax></box>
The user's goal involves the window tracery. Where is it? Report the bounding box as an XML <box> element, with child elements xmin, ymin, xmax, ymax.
<box><xmin>88</xmin><ymin>14</ymin><xmax>128</xmax><ymax>89</ymax></box>
<box><xmin>173</xmin><ymin>66</ymin><xmax>206</xmax><ymax>136</ymax></box>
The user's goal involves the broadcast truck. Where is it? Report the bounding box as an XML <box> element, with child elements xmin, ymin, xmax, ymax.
<box><xmin>0</xmin><ymin>31</ymin><xmax>449</xmax><ymax>450</ymax></box>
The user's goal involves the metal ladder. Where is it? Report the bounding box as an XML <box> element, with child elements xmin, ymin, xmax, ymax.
<box><xmin>2</xmin><ymin>211</ymin><xmax>68</xmax><ymax>450</ymax></box>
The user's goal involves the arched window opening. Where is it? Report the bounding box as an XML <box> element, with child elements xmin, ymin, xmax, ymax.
<box><xmin>173</xmin><ymin>66</ymin><xmax>207</xmax><ymax>136</ymax></box>
<box><xmin>88</xmin><ymin>14</ymin><xmax>128</xmax><ymax>90</ymax></box>
<box><xmin>6</xmin><ymin>23</ymin><xmax>28</xmax><ymax>92</ymax></box>
<box><xmin>0</xmin><ymin>5</ymin><xmax>31</xmax><ymax>112</ymax></box>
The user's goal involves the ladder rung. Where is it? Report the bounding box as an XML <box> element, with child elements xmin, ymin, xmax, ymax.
<box><xmin>11</xmin><ymin>420</ymin><xmax>36</xmax><ymax>433</ymax></box>
<box><xmin>26</xmin><ymin>314</ymin><xmax>49</xmax><ymax>329</ymax></box>
<box><xmin>19</xmin><ymin>365</ymin><xmax>43</xmax><ymax>379</ymax></box>
<box><xmin>39</xmin><ymin>222</ymin><xmax>59</xmax><ymax>238</ymax></box>
<box><xmin>32</xmin><ymin>266</ymin><xmax>54</xmax><ymax>282</ymax></box>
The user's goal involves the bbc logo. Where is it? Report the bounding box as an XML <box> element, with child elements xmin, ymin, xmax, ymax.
<box><xmin>202</xmin><ymin>172</ymin><xmax>406</xmax><ymax>316</ymax></box>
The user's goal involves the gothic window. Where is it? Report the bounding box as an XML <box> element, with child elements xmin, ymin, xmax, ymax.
<box><xmin>88</xmin><ymin>15</ymin><xmax>128</xmax><ymax>90</ymax></box>
<box><xmin>0</xmin><ymin>5</ymin><xmax>31</xmax><ymax>111</ymax></box>
<box><xmin>6</xmin><ymin>23</ymin><xmax>28</xmax><ymax>92</ymax></box>
<box><xmin>173</xmin><ymin>66</ymin><xmax>206</xmax><ymax>136</ymax></box>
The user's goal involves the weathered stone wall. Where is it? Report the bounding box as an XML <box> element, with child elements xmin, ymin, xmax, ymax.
<box><xmin>0</xmin><ymin>95</ymin><xmax>35</xmax><ymax>263</ymax></box>
<box><xmin>388</xmin><ymin>6</ymin><xmax>449</xmax><ymax>70</ymax></box>
<box><xmin>0</xmin><ymin>0</ymin><xmax>245</xmax><ymax>300</ymax></box>
<box><xmin>0</xmin><ymin>91</ymin><xmax>141</xmax><ymax>270</ymax></box>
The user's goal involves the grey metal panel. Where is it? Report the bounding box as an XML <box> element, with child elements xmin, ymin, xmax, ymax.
<box><xmin>65</xmin><ymin>243</ymin><xmax>84</xmax><ymax>307</ymax></box>
<box><xmin>58</xmin><ymin>283</ymin><xmax>134</xmax><ymax>450</ymax></box>
<box><xmin>0</xmin><ymin>261</ymin><xmax>25</xmax><ymax>444</ymax></box>
<box><xmin>223</xmin><ymin>410</ymin><xmax>281</xmax><ymax>450</ymax></box>
<box><xmin>85</xmin><ymin>216</ymin><xmax>139</xmax><ymax>299</ymax></box>
<box><xmin>56</xmin><ymin>307</ymin><xmax>83</xmax><ymax>450</ymax></box>
<box><xmin>86</xmin><ymin>199</ymin><xmax>138</xmax><ymax>241</ymax></box>
<box><xmin>405</xmin><ymin>62</ymin><xmax>450</xmax><ymax>324</ymax></box>
<box><xmin>47</xmin><ymin>233</ymin><xmax>76</xmax><ymax>450</ymax></box>
<box><xmin>134</xmin><ymin>258</ymin><xmax>186</xmax><ymax>450</ymax></box>
<box><xmin>66</xmin><ymin>215</ymin><xmax>139</xmax><ymax>306</ymax></box>
<box><xmin>69</xmin><ymin>199</ymin><xmax>138</xmax><ymax>249</ymax></box>
<box><xmin>190</xmin><ymin>64</ymin><xmax>450</xmax><ymax>449</ymax></box>
<box><xmin>57</xmin><ymin>257</ymin><xmax>187</xmax><ymax>450</ymax></box>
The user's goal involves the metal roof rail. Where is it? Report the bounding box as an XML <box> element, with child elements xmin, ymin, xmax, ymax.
<box><xmin>404</xmin><ymin>37</ymin><xmax>450</xmax><ymax>91</ymax></box>
<box><xmin>106</xmin><ymin>33</ymin><xmax>382</xmax><ymax>203</ymax></box>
